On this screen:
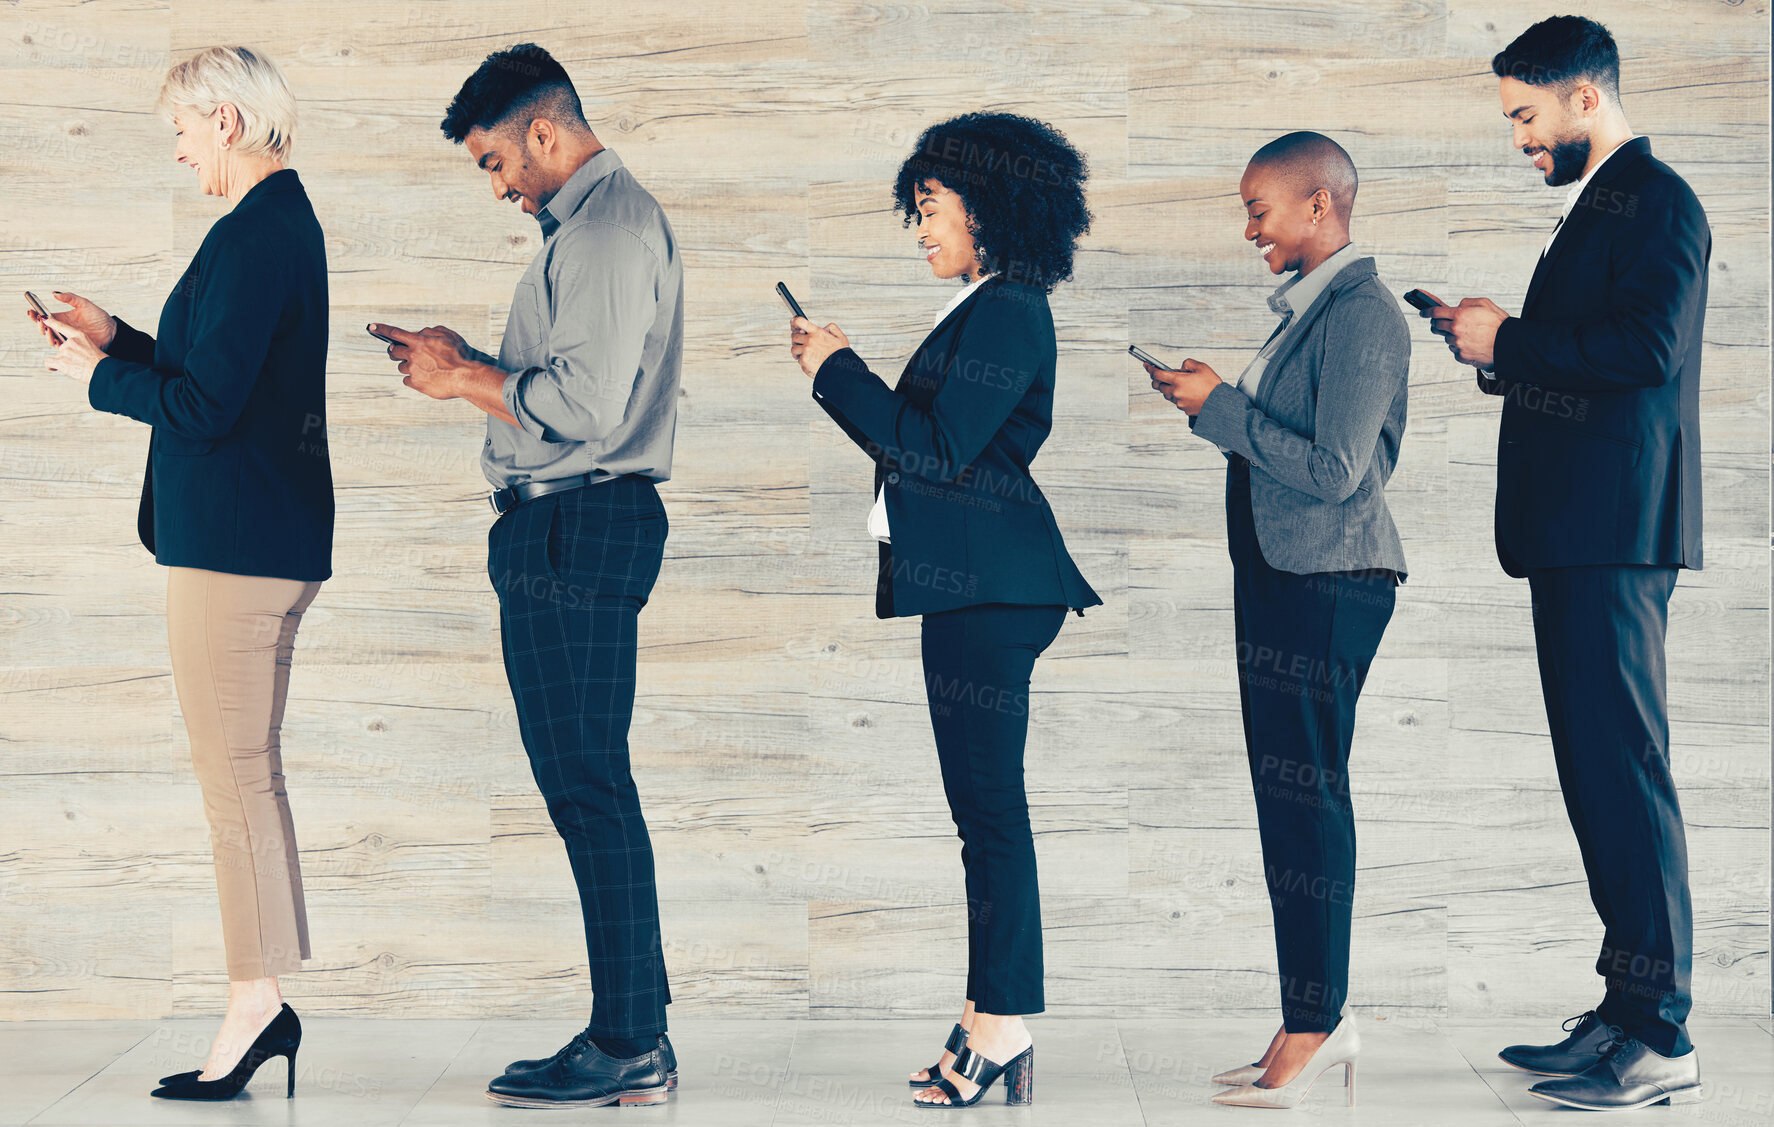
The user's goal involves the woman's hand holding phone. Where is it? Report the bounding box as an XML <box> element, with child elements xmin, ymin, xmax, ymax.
<box><xmin>789</xmin><ymin>316</ymin><xmax>849</xmax><ymax>379</ymax></box>
<box><xmin>1146</xmin><ymin>357</ymin><xmax>1224</xmax><ymax>416</ymax></box>
<box><xmin>779</xmin><ymin>283</ymin><xmax>849</xmax><ymax>378</ymax></box>
<box><xmin>27</xmin><ymin>290</ymin><xmax>116</xmax><ymax>350</ymax></box>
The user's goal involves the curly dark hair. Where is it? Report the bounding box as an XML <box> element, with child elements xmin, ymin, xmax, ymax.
<box><xmin>892</xmin><ymin>112</ymin><xmax>1091</xmax><ymax>293</ymax></box>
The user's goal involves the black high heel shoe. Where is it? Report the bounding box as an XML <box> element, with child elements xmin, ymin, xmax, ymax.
<box><xmin>151</xmin><ymin>1004</ymin><xmax>301</xmax><ymax>1101</ymax></box>
<box><xmin>913</xmin><ymin>1043</ymin><xmax>1034</xmax><ymax>1109</ymax></box>
<box><xmin>909</xmin><ymin>1023</ymin><xmax>969</xmax><ymax>1087</ymax></box>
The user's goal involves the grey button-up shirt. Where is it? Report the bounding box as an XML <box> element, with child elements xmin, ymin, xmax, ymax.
<box><xmin>1234</xmin><ymin>240</ymin><xmax>1359</xmax><ymax>399</ymax></box>
<box><xmin>482</xmin><ymin>147</ymin><xmax>684</xmax><ymax>490</ymax></box>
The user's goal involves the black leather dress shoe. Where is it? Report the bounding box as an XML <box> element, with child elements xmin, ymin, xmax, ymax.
<box><xmin>1498</xmin><ymin>1010</ymin><xmax>1615</xmax><ymax>1076</ymax></box>
<box><xmin>1529</xmin><ymin>1032</ymin><xmax>1702</xmax><ymax>1111</ymax></box>
<box><xmin>486</xmin><ymin>1031</ymin><xmax>669</xmax><ymax>1108</ymax></box>
<box><xmin>504</xmin><ymin>1032</ymin><xmax>677</xmax><ymax>1090</ymax></box>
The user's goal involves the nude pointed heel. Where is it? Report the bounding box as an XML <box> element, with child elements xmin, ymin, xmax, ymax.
<box><xmin>1210</xmin><ymin>1014</ymin><xmax>1360</xmax><ymax>1110</ymax></box>
<box><xmin>1213</xmin><ymin>1000</ymin><xmax>1352</xmax><ymax>1088</ymax></box>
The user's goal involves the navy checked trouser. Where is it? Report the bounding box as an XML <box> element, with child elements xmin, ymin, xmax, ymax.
<box><xmin>488</xmin><ymin>475</ymin><xmax>671</xmax><ymax>1037</ymax></box>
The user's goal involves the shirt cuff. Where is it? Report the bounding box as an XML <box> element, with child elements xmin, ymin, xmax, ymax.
<box><xmin>500</xmin><ymin>364</ymin><xmax>550</xmax><ymax>440</ymax></box>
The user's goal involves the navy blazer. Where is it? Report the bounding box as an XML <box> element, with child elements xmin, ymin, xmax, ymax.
<box><xmin>88</xmin><ymin>168</ymin><xmax>334</xmax><ymax>582</ymax></box>
<box><xmin>811</xmin><ymin>277</ymin><xmax>1101</xmax><ymax>618</ymax></box>
<box><xmin>1482</xmin><ymin>137</ymin><xmax>1708</xmax><ymax>576</ymax></box>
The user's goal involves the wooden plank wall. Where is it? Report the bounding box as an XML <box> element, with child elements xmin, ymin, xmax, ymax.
<box><xmin>0</xmin><ymin>0</ymin><xmax>1767</xmax><ymax>1023</ymax></box>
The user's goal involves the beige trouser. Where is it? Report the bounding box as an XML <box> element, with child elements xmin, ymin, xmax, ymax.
<box><xmin>166</xmin><ymin>566</ymin><xmax>322</xmax><ymax>980</ymax></box>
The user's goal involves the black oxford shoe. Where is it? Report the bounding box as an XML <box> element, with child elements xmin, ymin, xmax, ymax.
<box><xmin>1498</xmin><ymin>1010</ymin><xmax>1615</xmax><ymax>1077</ymax></box>
<box><xmin>1529</xmin><ymin>1033</ymin><xmax>1702</xmax><ymax>1112</ymax></box>
<box><xmin>486</xmin><ymin>1031</ymin><xmax>669</xmax><ymax>1108</ymax></box>
<box><xmin>503</xmin><ymin>1031</ymin><xmax>677</xmax><ymax>1090</ymax></box>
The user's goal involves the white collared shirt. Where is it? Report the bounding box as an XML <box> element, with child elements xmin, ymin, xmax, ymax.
<box><xmin>1542</xmin><ymin>136</ymin><xmax>1634</xmax><ymax>257</ymax></box>
<box><xmin>1234</xmin><ymin>241</ymin><xmax>1359</xmax><ymax>400</ymax></box>
<box><xmin>1206</xmin><ymin>244</ymin><xmax>1358</xmax><ymax>454</ymax></box>
<box><xmin>867</xmin><ymin>274</ymin><xmax>994</xmax><ymax>543</ymax></box>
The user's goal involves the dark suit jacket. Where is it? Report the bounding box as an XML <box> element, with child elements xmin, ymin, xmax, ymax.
<box><xmin>88</xmin><ymin>168</ymin><xmax>334</xmax><ymax>581</ymax></box>
<box><xmin>1481</xmin><ymin>136</ymin><xmax>1708</xmax><ymax>577</ymax></box>
<box><xmin>811</xmin><ymin>277</ymin><xmax>1101</xmax><ymax>618</ymax></box>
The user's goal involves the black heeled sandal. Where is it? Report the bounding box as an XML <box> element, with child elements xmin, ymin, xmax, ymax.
<box><xmin>909</xmin><ymin>1023</ymin><xmax>969</xmax><ymax>1087</ymax></box>
<box><xmin>151</xmin><ymin>1004</ymin><xmax>301</xmax><ymax>1101</ymax></box>
<box><xmin>914</xmin><ymin>1043</ymin><xmax>1034</xmax><ymax>1109</ymax></box>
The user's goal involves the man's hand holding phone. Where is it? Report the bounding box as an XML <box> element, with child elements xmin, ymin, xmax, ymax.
<box><xmin>1411</xmin><ymin>290</ymin><xmax>1509</xmax><ymax>369</ymax></box>
<box><xmin>372</xmin><ymin>321</ymin><xmax>520</xmax><ymax>427</ymax></box>
<box><xmin>370</xmin><ymin>322</ymin><xmax>479</xmax><ymax>399</ymax></box>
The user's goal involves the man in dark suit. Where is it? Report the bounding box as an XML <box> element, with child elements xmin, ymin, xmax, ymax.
<box><xmin>1428</xmin><ymin>16</ymin><xmax>1708</xmax><ymax>1113</ymax></box>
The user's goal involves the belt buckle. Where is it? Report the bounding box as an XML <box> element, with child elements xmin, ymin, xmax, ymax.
<box><xmin>489</xmin><ymin>490</ymin><xmax>508</xmax><ymax>515</ymax></box>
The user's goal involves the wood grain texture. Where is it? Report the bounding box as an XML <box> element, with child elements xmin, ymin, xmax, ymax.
<box><xmin>0</xmin><ymin>0</ymin><xmax>1766</xmax><ymax>1022</ymax></box>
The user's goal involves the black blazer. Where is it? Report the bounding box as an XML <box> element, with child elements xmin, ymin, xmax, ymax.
<box><xmin>1482</xmin><ymin>136</ymin><xmax>1708</xmax><ymax>577</ymax></box>
<box><xmin>811</xmin><ymin>277</ymin><xmax>1101</xmax><ymax>618</ymax></box>
<box><xmin>88</xmin><ymin>168</ymin><xmax>334</xmax><ymax>582</ymax></box>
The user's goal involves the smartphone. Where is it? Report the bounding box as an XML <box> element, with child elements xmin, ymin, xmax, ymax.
<box><xmin>1128</xmin><ymin>344</ymin><xmax>1172</xmax><ymax>369</ymax></box>
<box><xmin>1402</xmin><ymin>288</ymin><xmax>1443</xmax><ymax>312</ymax></box>
<box><xmin>366</xmin><ymin>323</ymin><xmax>402</xmax><ymax>346</ymax></box>
<box><xmin>25</xmin><ymin>291</ymin><xmax>64</xmax><ymax>344</ymax></box>
<box><xmin>776</xmin><ymin>282</ymin><xmax>807</xmax><ymax>321</ymax></box>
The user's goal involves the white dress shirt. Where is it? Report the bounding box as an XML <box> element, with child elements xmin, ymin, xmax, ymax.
<box><xmin>1542</xmin><ymin>136</ymin><xmax>1634</xmax><ymax>258</ymax></box>
<box><xmin>1209</xmin><ymin>242</ymin><xmax>1358</xmax><ymax>454</ymax></box>
<box><xmin>867</xmin><ymin>273</ymin><xmax>994</xmax><ymax>543</ymax></box>
<box><xmin>1234</xmin><ymin>241</ymin><xmax>1359</xmax><ymax>400</ymax></box>
<box><xmin>1481</xmin><ymin>137</ymin><xmax>1635</xmax><ymax>384</ymax></box>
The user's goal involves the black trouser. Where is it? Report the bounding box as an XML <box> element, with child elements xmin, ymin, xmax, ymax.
<box><xmin>1525</xmin><ymin>563</ymin><xmax>1692</xmax><ymax>1056</ymax></box>
<box><xmin>1227</xmin><ymin>457</ymin><xmax>1395</xmax><ymax>1033</ymax></box>
<box><xmin>921</xmin><ymin>601</ymin><xmax>1068</xmax><ymax>1015</ymax></box>
<box><xmin>488</xmin><ymin>475</ymin><xmax>671</xmax><ymax>1037</ymax></box>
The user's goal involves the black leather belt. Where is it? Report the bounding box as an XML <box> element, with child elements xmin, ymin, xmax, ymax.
<box><xmin>489</xmin><ymin>472</ymin><xmax>600</xmax><ymax>515</ymax></box>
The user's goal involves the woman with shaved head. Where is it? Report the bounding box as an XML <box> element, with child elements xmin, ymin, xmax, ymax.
<box><xmin>1143</xmin><ymin>131</ymin><xmax>1411</xmax><ymax>1110</ymax></box>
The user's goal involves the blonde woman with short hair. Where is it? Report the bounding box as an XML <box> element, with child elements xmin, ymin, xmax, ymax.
<box><xmin>28</xmin><ymin>45</ymin><xmax>331</xmax><ymax>1102</ymax></box>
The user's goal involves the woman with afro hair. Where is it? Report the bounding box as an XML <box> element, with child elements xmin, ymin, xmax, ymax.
<box><xmin>789</xmin><ymin>112</ymin><xmax>1101</xmax><ymax>1109</ymax></box>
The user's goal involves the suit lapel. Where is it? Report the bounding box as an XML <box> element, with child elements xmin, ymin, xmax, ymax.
<box><xmin>1523</xmin><ymin>212</ymin><xmax>1581</xmax><ymax>315</ymax></box>
<box><xmin>894</xmin><ymin>277</ymin><xmax>995</xmax><ymax>394</ymax></box>
<box><xmin>1520</xmin><ymin>216</ymin><xmax>1565</xmax><ymax>313</ymax></box>
<box><xmin>1253</xmin><ymin>262</ymin><xmax>1366</xmax><ymax>412</ymax></box>
<box><xmin>1521</xmin><ymin>137</ymin><xmax>1650</xmax><ymax>316</ymax></box>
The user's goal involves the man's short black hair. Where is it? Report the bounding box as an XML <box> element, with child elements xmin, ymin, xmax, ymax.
<box><xmin>440</xmin><ymin>42</ymin><xmax>588</xmax><ymax>144</ymax></box>
<box><xmin>1492</xmin><ymin>15</ymin><xmax>1621</xmax><ymax>104</ymax></box>
<box><xmin>892</xmin><ymin>112</ymin><xmax>1092</xmax><ymax>293</ymax></box>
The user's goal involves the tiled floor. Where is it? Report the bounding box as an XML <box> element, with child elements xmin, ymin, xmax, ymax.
<box><xmin>4</xmin><ymin>1014</ymin><xmax>1769</xmax><ymax>1125</ymax></box>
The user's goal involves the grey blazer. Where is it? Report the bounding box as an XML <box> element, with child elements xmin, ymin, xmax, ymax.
<box><xmin>1190</xmin><ymin>256</ymin><xmax>1410</xmax><ymax>577</ymax></box>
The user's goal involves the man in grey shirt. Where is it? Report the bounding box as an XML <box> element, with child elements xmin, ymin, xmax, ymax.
<box><xmin>379</xmin><ymin>43</ymin><xmax>682</xmax><ymax>1110</ymax></box>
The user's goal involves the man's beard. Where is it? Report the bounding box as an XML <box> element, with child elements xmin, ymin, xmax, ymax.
<box><xmin>1544</xmin><ymin>132</ymin><xmax>1592</xmax><ymax>187</ymax></box>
